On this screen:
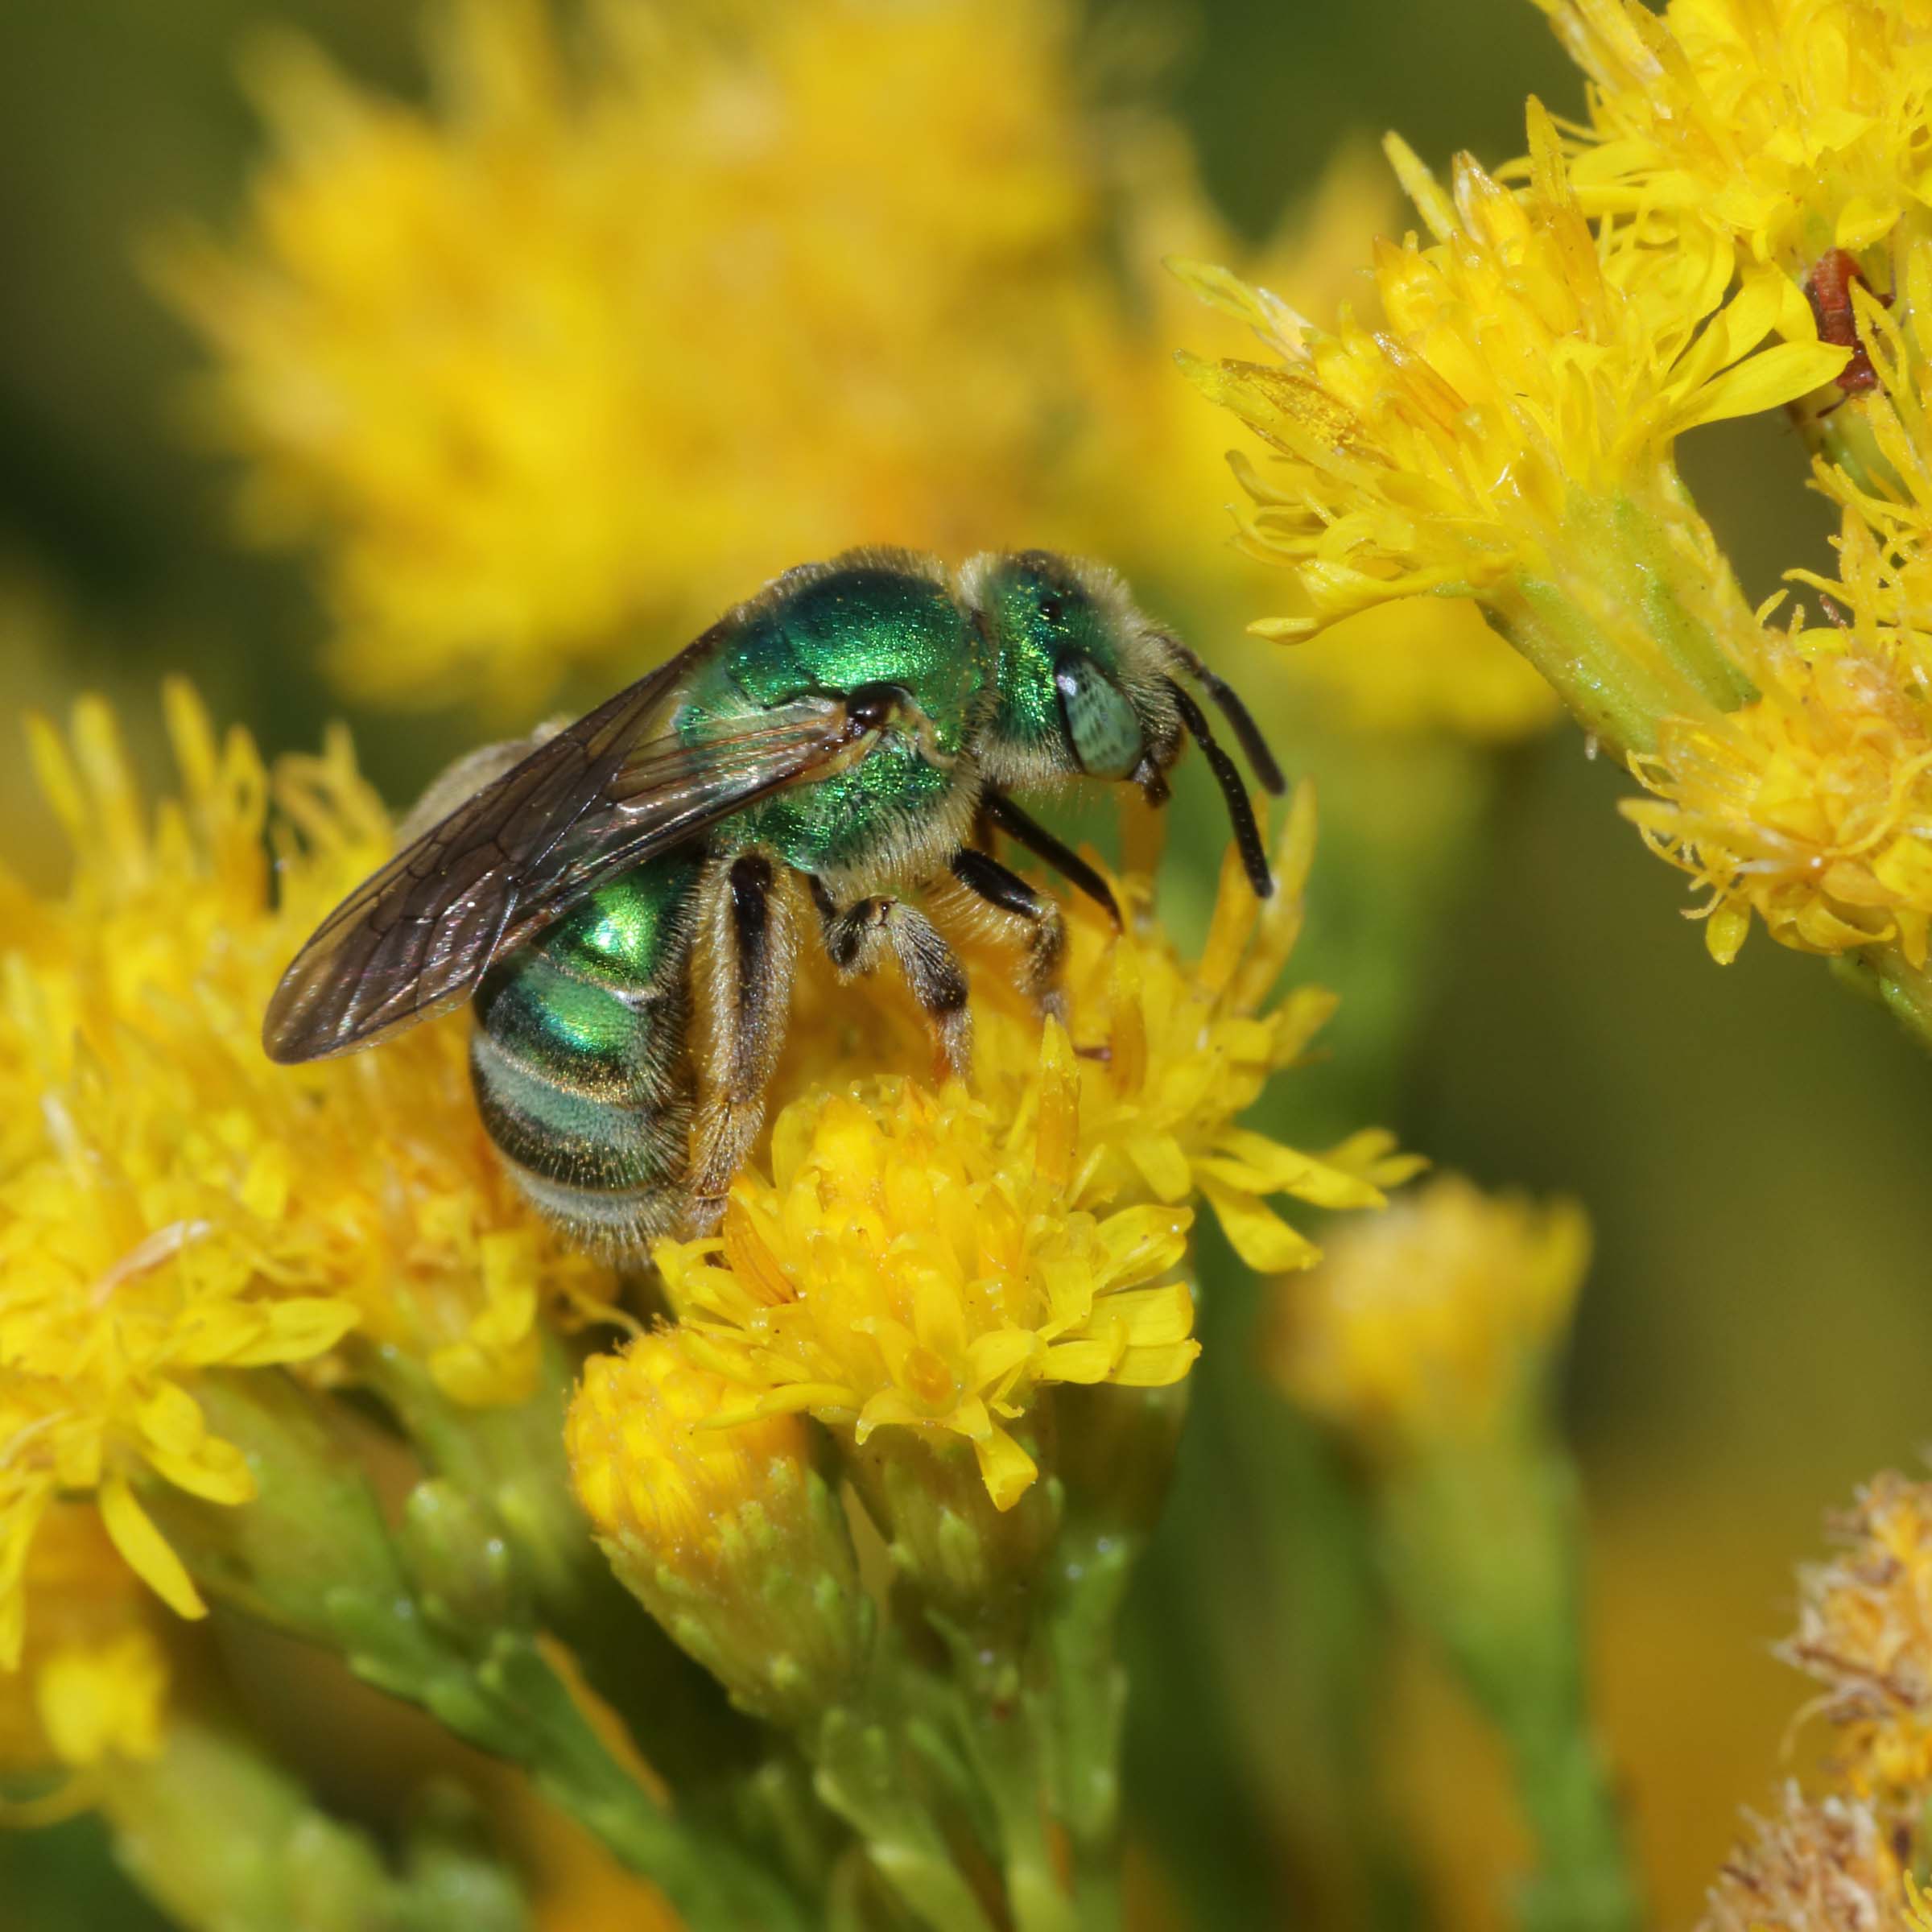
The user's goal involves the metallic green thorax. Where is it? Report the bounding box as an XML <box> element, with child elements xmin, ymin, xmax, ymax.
<box><xmin>678</xmin><ymin>559</ymin><xmax>994</xmax><ymax>876</ymax></box>
<box><xmin>470</xmin><ymin>852</ymin><xmax>702</xmax><ymax>1240</ymax></box>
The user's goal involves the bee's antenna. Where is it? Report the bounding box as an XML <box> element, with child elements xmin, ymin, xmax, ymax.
<box><xmin>1161</xmin><ymin>637</ymin><xmax>1286</xmax><ymax>795</ymax></box>
<box><xmin>982</xmin><ymin>791</ymin><xmax>1124</xmax><ymax>928</ymax></box>
<box><xmin>1162</xmin><ymin>678</ymin><xmax>1274</xmax><ymax>899</ymax></box>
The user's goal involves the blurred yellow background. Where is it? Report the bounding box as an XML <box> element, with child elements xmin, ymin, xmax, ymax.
<box><xmin>2</xmin><ymin>2</ymin><xmax>1924</xmax><ymax>1928</ymax></box>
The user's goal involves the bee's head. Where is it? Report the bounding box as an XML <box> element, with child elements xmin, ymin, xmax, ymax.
<box><xmin>962</xmin><ymin>550</ymin><xmax>1286</xmax><ymax>894</ymax></box>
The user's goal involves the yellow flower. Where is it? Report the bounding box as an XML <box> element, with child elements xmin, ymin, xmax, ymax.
<box><xmin>782</xmin><ymin>785</ymin><xmax>1419</xmax><ymax>1280</ymax></box>
<box><xmin>1180</xmin><ymin>103</ymin><xmax>1842</xmax><ymax>643</ymax></box>
<box><xmin>569</xmin><ymin>1332</ymin><xmax>810</xmax><ymax>1586</ymax></box>
<box><xmin>1910</xmin><ymin>1874</ymin><xmax>1932</xmax><ymax>1930</ymax></box>
<box><xmin>659</xmin><ymin>1040</ymin><xmax>1198</xmax><ymax>1513</ymax></box>
<box><xmin>1180</xmin><ymin>76</ymin><xmax>1932</xmax><ymax>1022</ymax></box>
<box><xmin>1531</xmin><ymin>0</ymin><xmax>1932</xmax><ymax>270</ymax></box>
<box><xmin>156</xmin><ymin>0</ymin><xmax>1164</xmax><ymax>710</ymax></box>
<box><xmin>650</xmin><ymin>786</ymin><xmax>1414</xmax><ymax>1514</ymax></box>
<box><xmin>1781</xmin><ymin>1471</ymin><xmax>1932</xmax><ymax>1799</ymax></box>
<box><xmin>1699</xmin><ymin>1782</ymin><xmax>1904</xmax><ymax>1932</ymax></box>
<box><xmin>0</xmin><ymin>683</ymin><xmax>614</xmax><ymax>1654</ymax></box>
<box><xmin>1624</xmin><ymin>260</ymin><xmax>1932</xmax><ymax>972</ymax></box>
<box><xmin>567</xmin><ymin>1331</ymin><xmax>865</xmax><ymax>1724</ymax></box>
<box><xmin>159</xmin><ymin>0</ymin><xmax>1555</xmax><ymax>749</ymax></box>
<box><xmin>1263</xmin><ymin>1174</ymin><xmax>1589</xmax><ymax>1459</ymax></box>
<box><xmin>971</xmin><ymin>785</ymin><xmax>1424</xmax><ymax>1272</ymax></box>
<box><xmin>1</xmin><ymin>1504</ymin><xmax>166</xmax><ymax>1789</ymax></box>
<box><xmin>1100</xmin><ymin>132</ymin><xmax>1561</xmax><ymax>743</ymax></box>
<box><xmin>1625</xmin><ymin>619</ymin><xmax>1932</xmax><ymax>966</ymax></box>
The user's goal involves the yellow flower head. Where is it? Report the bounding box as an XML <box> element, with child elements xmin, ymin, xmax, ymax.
<box><xmin>566</xmin><ymin>1331</ymin><xmax>864</xmax><ymax>1723</ymax></box>
<box><xmin>1101</xmin><ymin>134</ymin><xmax>1563</xmax><ymax>744</ymax></box>
<box><xmin>1179</xmin><ymin>102</ymin><xmax>1846</xmax><ymax>642</ymax></box>
<box><xmin>1781</xmin><ymin>1471</ymin><xmax>1932</xmax><ymax>1799</ymax></box>
<box><xmin>1699</xmin><ymin>1782</ymin><xmax>1905</xmax><ymax>1932</ymax></box>
<box><xmin>1264</xmin><ymin>1174</ymin><xmax>1590</xmax><ymax>1458</ymax></box>
<box><xmin>779</xmin><ymin>786</ymin><xmax>1418</xmax><ymax>1263</ymax></box>
<box><xmin>155</xmin><ymin>0</ymin><xmax>1179</xmax><ymax>710</ymax></box>
<box><xmin>970</xmin><ymin>785</ymin><xmax>1425</xmax><ymax>1274</ymax></box>
<box><xmin>569</xmin><ymin>1331</ymin><xmax>815</xmax><ymax>1580</ymax></box>
<box><xmin>659</xmin><ymin>1036</ymin><xmax>1198</xmax><ymax>1516</ymax></box>
<box><xmin>1</xmin><ymin>1504</ymin><xmax>166</xmax><ymax>1792</ymax></box>
<box><xmin>1625</xmin><ymin>621</ymin><xmax>1932</xmax><ymax>967</ymax></box>
<box><xmin>0</xmin><ymin>683</ymin><xmax>613</xmax><ymax>1657</ymax></box>
<box><xmin>650</xmin><ymin>784</ymin><xmax>1414</xmax><ymax>1517</ymax></box>
<box><xmin>1626</xmin><ymin>251</ymin><xmax>1932</xmax><ymax>970</ymax></box>
<box><xmin>1534</xmin><ymin>0</ymin><xmax>1932</xmax><ymax>270</ymax></box>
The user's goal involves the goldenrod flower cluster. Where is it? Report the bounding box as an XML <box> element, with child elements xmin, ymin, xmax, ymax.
<box><xmin>160</xmin><ymin>0</ymin><xmax>1543</xmax><ymax>741</ymax></box>
<box><xmin>1181</xmin><ymin>110</ymin><xmax>1833</xmax><ymax>642</ymax></box>
<box><xmin>1781</xmin><ymin>1471</ymin><xmax>1932</xmax><ymax>1801</ymax></box>
<box><xmin>160</xmin><ymin>0</ymin><xmax>1120</xmax><ymax>707</ymax></box>
<box><xmin>1184</xmin><ymin>0</ymin><xmax>1932</xmax><ymax>1033</ymax></box>
<box><xmin>663</xmin><ymin>1058</ymin><xmax>1198</xmax><ymax>1513</ymax></box>
<box><xmin>0</xmin><ymin>683</ymin><xmax>613</xmax><ymax>1666</ymax></box>
<box><xmin>1697</xmin><ymin>1471</ymin><xmax>1932</xmax><ymax>1931</ymax></box>
<box><xmin>571</xmin><ymin>785</ymin><xmax>1407</xmax><ymax>1578</ymax></box>
<box><xmin>567</xmin><ymin>1333</ymin><xmax>865</xmax><ymax>1724</ymax></box>
<box><xmin>1699</xmin><ymin>1783</ymin><xmax>1904</xmax><ymax>1932</ymax></box>
<box><xmin>1266</xmin><ymin>1173</ymin><xmax>1588</xmax><ymax>1459</ymax></box>
<box><xmin>0</xmin><ymin>650</ymin><xmax>1400</xmax><ymax>1930</ymax></box>
<box><xmin>1533</xmin><ymin>0</ymin><xmax>1932</xmax><ymax>270</ymax></box>
<box><xmin>1260</xmin><ymin>1173</ymin><xmax>1634</xmax><ymax>1926</ymax></box>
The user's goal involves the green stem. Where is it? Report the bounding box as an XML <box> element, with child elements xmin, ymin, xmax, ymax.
<box><xmin>807</xmin><ymin>1699</ymin><xmax>998</xmax><ymax>1932</ymax></box>
<box><xmin>364</xmin><ymin>1342</ymin><xmax>758</xmax><ymax>1785</ymax></box>
<box><xmin>151</xmin><ymin>1373</ymin><xmax>803</xmax><ymax>1932</ymax></box>
<box><xmin>1831</xmin><ymin>943</ymin><xmax>1932</xmax><ymax>1050</ymax></box>
<box><xmin>936</xmin><ymin>1620</ymin><xmax>1080</xmax><ymax>1932</ymax></box>
<box><xmin>1033</xmin><ymin>1509</ymin><xmax>1137</xmax><ymax>1932</ymax></box>
<box><xmin>1508</xmin><ymin>1712</ymin><xmax>1640</xmax><ymax>1932</ymax></box>
<box><xmin>1381</xmin><ymin>1426</ymin><xmax>1641</xmax><ymax>1932</ymax></box>
<box><xmin>101</xmin><ymin>1709</ymin><xmax>528</xmax><ymax>1932</ymax></box>
<box><xmin>1489</xmin><ymin>489</ymin><xmax>1757</xmax><ymax>759</ymax></box>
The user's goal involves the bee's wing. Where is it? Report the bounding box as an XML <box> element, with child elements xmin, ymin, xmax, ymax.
<box><xmin>262</xmin><ymin>652</ymin><xmax>864</xmax><ymax>1063</ymax></box>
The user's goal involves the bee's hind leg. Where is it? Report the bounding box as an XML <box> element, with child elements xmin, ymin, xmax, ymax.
<box><xmin>948</xmin><ymin>848</ymin><xmax>1067</xmax><ymax>1022</ymax></box>
<box><xmin>688</xmin><ymin>852</ymin><xmax>801</xmax><ymax>1232</ymax></box>
<box><xmin>809</xmin><ymin>877</ymin><xmax>972</xmax><ymax>1080</ymax></box>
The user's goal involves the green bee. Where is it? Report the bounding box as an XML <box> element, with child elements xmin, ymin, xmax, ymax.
<box><xmin>264</xmin><ymin>548</ymin><xmax>1282</xmax><ymax>1251</ymax></box>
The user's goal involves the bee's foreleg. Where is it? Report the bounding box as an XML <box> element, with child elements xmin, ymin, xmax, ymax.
<box><xmin>948</xmin><ymin>848</ymin><xmax>1067</xmax><ymax>1022</ymax></box>
<box><xmin>809</xmin><ymin>877</ymin><xmax>972</xmax><ymax>1081</ymax></box>
<box><xmin>688</xmin><ymin>851</ymin><xmax>800</xmax><ymax>1231</ymax></box>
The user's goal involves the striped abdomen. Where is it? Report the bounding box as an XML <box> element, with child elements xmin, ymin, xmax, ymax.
<box><xmin>470</xmin><ymin>852</ymin><xmax>702</xmax><ymax>1251</ymax></box>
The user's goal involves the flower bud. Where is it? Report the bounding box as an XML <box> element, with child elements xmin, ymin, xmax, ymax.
<box><xmin>840</xmin><ymin>1421</ymin><xmax>1063</xmax><ymax>1620</ymax></box>
<box><xmin>567</xmin><ymin>1333</ymin><xmax>868</xmax><ymax>1726</ymax></box>
<box><xmin>1265</xmin><ymin>1174</ymin><xmax>1587</xmax><ymax>1465</ymax></box>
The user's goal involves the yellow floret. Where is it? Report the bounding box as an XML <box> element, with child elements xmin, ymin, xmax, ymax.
<box><xmin>1265</xmin><ymin>1173</ymin><xmax>1589</xmax><ymax>1459</ymax></box>
<box><xmin>0</xmin><ymin>683</ymin><xmax>615</xmax><ymax>1654</ymax></box>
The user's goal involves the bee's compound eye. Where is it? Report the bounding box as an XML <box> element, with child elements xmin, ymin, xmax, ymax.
<box><xmin>1054</xmin><ymin>654</ymin><xmax>1143</xmax><ymax>779</ymax></box>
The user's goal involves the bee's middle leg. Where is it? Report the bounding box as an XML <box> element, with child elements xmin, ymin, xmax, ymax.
<box><xmin>809</xmin><ymin>877</ymin><xmax>972</xmax><ymax>1078</ymax></box>
<box><xmin>948</xmin><ymin>848</ymin><xmax>1067</xmax><ymax>1020</ymax></box>
<box><xmin>689</xmin><ymin>852</ymin><xmax>800</xmax><ymax>1230</ymax></box>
